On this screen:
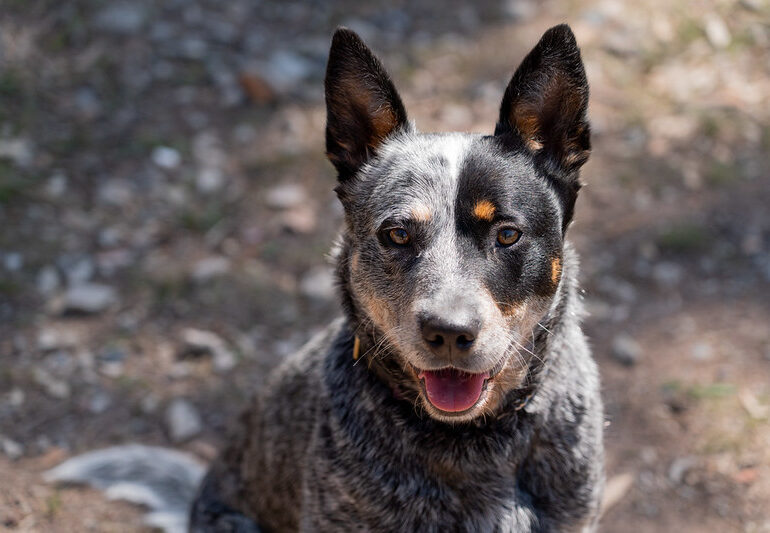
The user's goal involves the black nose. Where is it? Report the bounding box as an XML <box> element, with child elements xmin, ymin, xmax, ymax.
<box><xmin>419</xmin><ymin>314</ymin><xmax>480</xmax><ymax>358</ymax></box>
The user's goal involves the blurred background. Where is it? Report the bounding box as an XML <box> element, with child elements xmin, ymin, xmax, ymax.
<box><xmin>1</xmin><ymin>0</ymin><xmax>769</xmax><ymax>531</ymax></box>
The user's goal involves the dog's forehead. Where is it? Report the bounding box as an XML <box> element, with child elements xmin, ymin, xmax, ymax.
<box><xmin>366</xmin><ymin>133</ymin><xmax>542</xmax><ymax>225</ymax></box>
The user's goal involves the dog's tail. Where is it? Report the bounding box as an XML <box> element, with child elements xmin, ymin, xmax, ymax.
<box><xmin>44</xmin><ymin>444</ymin><xmax>206</xmax><ymax>533</ymax></box>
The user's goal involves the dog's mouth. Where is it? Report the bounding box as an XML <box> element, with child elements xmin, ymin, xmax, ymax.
<box><xmin>415</xmin><ymin>358</ymin><xmax>507</xmax><ymax>414</ymax></box>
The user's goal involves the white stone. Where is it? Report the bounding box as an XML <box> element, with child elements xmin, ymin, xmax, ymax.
<box><xmin>299</xmin><ymin>266</ymin><xmax>336</xmax><ymax>301</ymax></box>
<box><xmin>265</xmin><ymin>183</ymin><xmax>306</xmax><ymax>209</ymax></box>
<box><xmin>37</xmin><ymin>266</ymin><xmax>60</xmax><ymax>295</ymax></box>
<box><xmin>62</xmin><ymin>283</ymin><xmax>117</xmax><ymax>314</ymax></box>
<box><xmin>0</xmin><ymin>436</ymin><xmax>23</xmax><ymax>460</ymax></box>
<box><xmin>166</xmin><ymin>399</ymin><xmax>203</xmax><ymax>442</ymax></box>
<box><xmin>151</xmin><ymin>146</ymin><xmax>182</xmax><ymax>169</ymax></box>
<box><xmin>180</xmin><ymin>328</ymin><xmax>236</xmax><ymax>372</ymax></box>
<box><xmin>703</xmin><ymin>14</ymin><xmax>731</xmax><ymax>49</ymax></box>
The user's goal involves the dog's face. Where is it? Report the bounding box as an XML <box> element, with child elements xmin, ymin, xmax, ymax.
<box><xmin>325</xmin><ymin>26</ymin><xmax>590</xmax><ymax>422</ymax></box>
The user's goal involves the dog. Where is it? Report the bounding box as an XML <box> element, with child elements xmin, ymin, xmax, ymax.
<box><xmin>189</xmin><ymin>24</ymin><xmax>604</xmax><ymax>532</ymax></box>
<box><xmin>46</xmin><ymin>24</ymin><xmax>604</xmax><ymax>533</ymax></box>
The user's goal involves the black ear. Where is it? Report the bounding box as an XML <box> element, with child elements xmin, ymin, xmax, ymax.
<box><xmin>325</xmin><ymin>28</ymin><xmax>409</xmax><ymax>181</ymax></box>
<box><xmin>495</xmin><ymin>25</ymin><xmax>590</xmax><ymax>175</ymax></box>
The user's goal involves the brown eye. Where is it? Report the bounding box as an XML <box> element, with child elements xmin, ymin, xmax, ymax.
<box><xmin>388</xmin><ymin>228</ymin><xmax>411</xmax><ymax>246</ymax></box>
<box><xmin>496</xmin><ymin>228</ymin><xmax>521</xmax><ymax>247</ymax></box>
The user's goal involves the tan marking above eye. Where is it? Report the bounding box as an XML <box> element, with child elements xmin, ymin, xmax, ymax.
<box><xmin>551</xmin><ymin>257</ymin><xmax>562</xmax><ymax>285</ymax></box>
<box><xmin>472</xmin><ymin>200</ymin><xmax>496</xmax><ymax>221</ymax></box>
<box><xmin>410</xmin><ymin>203</ymin><xmax>432</xmax><ymax>222</ymax></box>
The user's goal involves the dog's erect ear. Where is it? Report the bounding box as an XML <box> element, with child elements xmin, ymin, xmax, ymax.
<box><xmin>495</xmin><ymin>25</ymin><xmax>590</xmax><ymax>175</ymax></box>
<box><xmin>325</xmin><ymin>28</ymin><xmax>409</xmax><ymax>181</ymax></box>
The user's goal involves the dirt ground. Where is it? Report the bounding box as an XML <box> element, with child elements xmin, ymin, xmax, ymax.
<box><xmin>1</xmin><ymin>0</ymin><xmax>769</xmax><ymax>531</ymax></box>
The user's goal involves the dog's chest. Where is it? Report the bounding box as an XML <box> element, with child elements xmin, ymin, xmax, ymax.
<box><xmin>301</xmin><ymin>403</ymin><xmax>535</xmax><ymax>531</ymax></box>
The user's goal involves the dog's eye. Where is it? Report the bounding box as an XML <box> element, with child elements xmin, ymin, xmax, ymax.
<box><xmin>387</xmin><ymin>228</ymin><xmax>411</xmax><ymax>246</ymax></box>
<box><xmin>496</xmin><ymin>228</ymin><xmax>521</xmax><ymax>247</ymax></box>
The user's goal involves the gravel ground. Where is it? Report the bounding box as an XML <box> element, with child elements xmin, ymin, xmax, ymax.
<box><xmin>1</xmin><ymin>0</ymin><xmax>769</xmax><ymax>531</ymax></box>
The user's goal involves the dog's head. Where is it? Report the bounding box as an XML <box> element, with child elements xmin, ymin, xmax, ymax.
<box><xmin>326</xmin><ymin>25</ymin><xmax>590</xmax><ymax>423</ymax></box>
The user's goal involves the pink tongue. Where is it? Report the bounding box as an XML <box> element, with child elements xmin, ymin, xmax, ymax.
<box><xmin>419</xmin><ymin>369</ymin><xmax>487</xmax><ymax>412</ymax></box>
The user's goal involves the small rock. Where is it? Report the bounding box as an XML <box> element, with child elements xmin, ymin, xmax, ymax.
<box><xmin>45</xmin><ymin>172</ymin><xmax>68</xmax><ymax>198</ymax></box>
<box><xmin>37</xmin><ymin>326</ymin><xmax>80</xmax><ymax>352</ymax></box>
<box><xmin>668</xmin><ymin>456</ymin><xmax>698</xmax><ymax>484</ymax></box>
<box><xmin>259</xmin><ymin>50</ymin><xmax>316</xmax><ymax>92</ymax></box>
<box><xmin>61</xmin><ymin>283</ymin><xmax>117</xmax><ymax>314</ymax></box>
<box><xmin>86</xmin><ymin>389</ymin><xmax>112</xmax><ymax>414</ymax></box>
<box><xmin>140</xmin><ymin>394</ymin><xmax>160</xmax><ymax>414</ymax></box>
<box><xmin>299</xmin><ymin>266</ymin><xmax>336</xmax><ymax>301</ymax></box>
<box><xmin>502</xmin><ymin>0</ymin><xmax>538</xmax><ymax>21</ymax></box>
<box><xmin>165</xmin><ymin>399</ymin><xmax>203</xmax><ymax>442</ymax></box>
<box><xmin>196</xmin><ymin>167</ymin><xmax>225</xmax><ymax>193</ymax></box>
<box><xmin>611</xmin><ymin>335</ymin><xmax>642</xmax><ymax>366</ymax></box>
<box><xmin>94</xmin><ymin>2</ymin><xmax>147</xmax><ymax>34</ymax></box>
<box><xmin>98</xmin><ymin>346</ymin><xmax>127</xmax><ymax>363</ymax></box>
<box><xmin>33</xmin><ymin>367</ymin><xmax>71</xmax><ymax>399</ymax></box>
<box><xmin>62</xmin><ymin>256</ymin><xmax>95</xmax><ymax>285</ymax></box>
<box><xmin>74</xmin><ymin>87</ymin><xmax>102</xmax><ymax>119</ymax></box>
<box><xmin>640</xmin><ymin>447</ymin><xmax>658</xmax><ymax>465</ymax></box>
<box><xmin>191</xmin><ymin>256</ymin><xmax>231</xmax><ymax>282</ymax></box>
<box><xmin>279</xmin><ymin>206</ymin><xmax>316</xmax><ymax>234</ymax></box>
<box><xmin>703</xmin><ymin>14</ymin><xmax>731</xmax><ymax>49</ymax></box>
<box><xmin>3</xmin><ymin>252</ymin><xmax>23</xmax><ymax>272</ymax></box>
<box><xmin>99</xmin><ymin>360</ymin><xmax>125</xmax><ymax>378</ymax></box>
<box><xmin>36</xmin><ymin>266</ymin><xmax>60</xmax><ymax>295</ymax></box>
<box><xmin>8</xmin><ymin>388</ymin><xmax>25</xmax><ymax>407</ymax></box>
<box><xmin>0</xmin><ymin>436</ymin><xmax>23</xmax><ymax>460</ymax></box>
<box><xmin>151</xmin><ymin>146</ymin><xmax>182</xmax><ymax>169</ymax></box>
<box><xmin>652</xmin><ymin>261</ymin><xmax>683</xmax><ymax>287</ymax></box>
<box><xmin>98</xmin><ymin>179</ymin><xmax>134</xmax><ymax>206</ymax></box>
<box><xmin>690</xmin><ymin>342</ymin><xmax>714</xmax><ymax>361</ymax></box>
<box><xmin>0</xmin><ymin>137</ymin><xmax>33</xmax><ymax>166</ymax></box>
<box><xmin>265</xmin><ymin>183</ymin><xmax>306</xmax><ymax>209</ymax></box>
<box><xmin>180</xmin><ymin>328</ymin><xmax>236</xmax><ymax>372</ymax></box>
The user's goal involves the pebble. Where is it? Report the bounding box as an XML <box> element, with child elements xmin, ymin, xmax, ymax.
<box><xmin>3</xmin><ymin>252</ymin><xmax>23</xmax><ymax>272</ymax></box>
<box><xmin>74</xmin><ymin>87</ymin><xmax>102</xmax><ymax>119</ymax></box>
<box><xmin>279</xmin><ymin>205</ymin><xmax>316</xmax><ymax>234</ymax></box>
<box><xmin>180</xmin><ymin>328</ymin><xmax>237</xmax><ymax>372</ymax></box>
<box><xmin>668</xmin><ymin>456</ymin><xmax>698</xmax><ymax>484</ymax></box>
<box><xmin>691</xmin><ymin>342</ymin><xmax>714</xmax><ymax>361</ymax></box>
<box><xmin>299</xmin><ymin>266</ymin><xmax>337</xmax><ymax>301</ymax></box>
<box><xmin>62</xmin><ymin>256</ymin><xmax>95</xmax><ymax>285</ymax></box>
<box><xmin>0</xmin><ymin>138</ymin><xmax>33</xmax><ymax>166</ymax></box>
<box><xmin>196</xmin><ymin>167</ymin><xmax>225</xmax><ymax>193</ymax></box>
<box><xmin>611</xmin><ymin>334</ymin><xmax>642</xmax><ymax>366</ymax></box>
<box><xmin>85</xmin><ymin>389</ymin><xmax>113</xmax><ymax>414</ymax></box>
<box><xmin>703</xmin><ymin>14</ymin><xmax>731</xmax><ymax>49</ymax></box>
<box><xmin>36</xmin><ymin>266</ymin><xmax>60</xmax><ymax>295</ymax></box>
<box><xmin>45</xmin><ymin>172</ymin><xmax>68</xmax><ymax>198</ymax></box>
<box><xmin>151</xmin><ymin>146</ymin><xmax>182</xmax><ymax>169</ymax></box>
<box><xmin>260</xmin><ymin>50</ymin><xmax>316</xmax><ymax>92</ymax></box>
<box><xmin>191</xmin><ymin>256</ymin><xmax>231</xmax><ymax>282</ymax></box>
<box><xmin>0</xmin><ymin>436</ymin><xmax>23</xmax><ymax>460</ymax></box>
<box><xmin>37</xmin><ymin>326</ymin><xmax>80</xmax><ymax>352</ymax></box>
<box><xmin>98</xmin><ymin>179</ymin><xmax>134</xmax><ymax>206</ymax></box>
<box><xmin>94</xmin><ymin>2</ymin><xmax>147</xmax><ymax>34</ymax></box>
<box><xmin>61</xmin><ymin>283</ymin><xmax>117</xmax><ymax>314</ymax></box>
<box><xmin>265</xmin><ymin>183</ymin><xmax>307</xmax><ymax>209</ymax></box>
<box><xmin>652</xmin><ymin>262</ymin><xmax>683</xmax><ymax>287</ymax></box>
<box><xmin>33</xmin><ymin>368</ymin><xmax>71</xmax><ymax>400</ymax></box>
<box><xmin>8</xmin><ymin>388</ymin><xmax>25</xmax><ymax>408</ymax></box>
<box><xmin>165</xmin><ymin>399</ymin><xmax>203</xmax><ymax>443</ymax></box>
